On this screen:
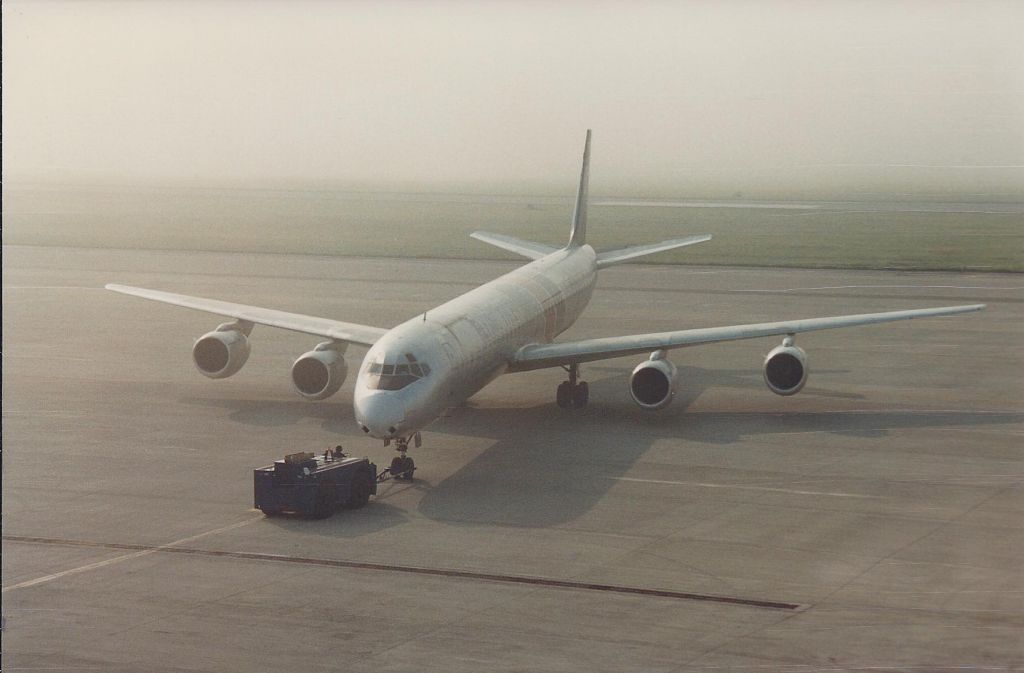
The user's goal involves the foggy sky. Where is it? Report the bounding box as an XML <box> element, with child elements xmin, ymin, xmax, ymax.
<box><xmin>3</xmin><ymin>0</ymin><xmax>1022</xmax><ymax>193</ymax></box>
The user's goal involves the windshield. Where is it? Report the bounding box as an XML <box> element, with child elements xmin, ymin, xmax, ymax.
<box><xmin>364</xmin><ymin>352</ymin><xmax>431</xmax><ymax>390</ymax></box>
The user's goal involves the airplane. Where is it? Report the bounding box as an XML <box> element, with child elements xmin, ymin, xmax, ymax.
<box><xmin>106</xmin><ymin>130</ymin><xmax>985</xmax><ymax>477</ymax></box>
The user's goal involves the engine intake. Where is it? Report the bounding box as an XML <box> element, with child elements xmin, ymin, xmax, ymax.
<box><xmin>193</xmin><ymin>322</ymin><xmax>251</xmax><ymax>379</ymax></box>
<box><xmin>763</xmin><ymin>339</ymin><xmax>808</xmax><ymax>396</ymax></box>
<box><xmin>629</xmin><ymin>351</ymin><xmax>678</xmax><ymax>410</ymax></box>
<box><xmin>291</xmin><ymin>342</ymin><xmax>348</xmax><ymax>400</ymax></box>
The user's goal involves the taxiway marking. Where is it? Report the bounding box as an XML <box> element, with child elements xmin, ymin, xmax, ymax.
<box><xmin>2</xmin><ymin>516</ymin><xmax>262</xmax><ymax>593</ymax></box>
<box><xmin>748</xmin><ymin>284</ymin><xmax>1023</xmax><ymax>292</ymax></box>
<box><xmin>2</xmin><ymin>286</ymin><xmax>105</xmax><ymax>290</ymax></box>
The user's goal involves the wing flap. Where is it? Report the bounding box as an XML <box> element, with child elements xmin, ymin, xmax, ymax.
<box><xmin>105</xmin><ymin>284</ymin><xmax>388</xmax><ymax>346</ymax></box>
<box><xmin>510</xmin><ymin>304</ymin><xmax>985</xmax><ymax>371</ymax></box>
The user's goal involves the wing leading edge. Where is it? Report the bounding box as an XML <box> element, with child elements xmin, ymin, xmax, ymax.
<box><xmin>509</xmin><ymin>303</ymin><xmax>985</xmax><ymax>371</ymax></box>
<box><xmin>105</xmin><ymin>284</ymin><xmax>388</xmax><ymax>346</ymax></box>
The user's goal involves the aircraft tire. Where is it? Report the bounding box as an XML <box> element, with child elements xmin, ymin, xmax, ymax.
<box><xmin>573</xmin><ymin>381</ymin><xmax>589</xmax><ymax>408</ymax></box>
<box><xmin>556</xmin><ymin>382</ymin><xmax>570</xmax><ymax>408</ymax></box>
<box><xmin>390</xmin><ymin>455</ymin><xmax>415</xmax><ymax>480</ymax></box>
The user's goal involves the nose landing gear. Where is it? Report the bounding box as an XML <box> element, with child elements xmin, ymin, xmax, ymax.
<box><xmin>556</xmin><ymin>363</ymin><xmax>589</xmax><ymax>409</ymax></box>
<box><xmin>384</xmin><ymin>432</ymin><xmax>419</xmax><ymax>481</ymax></box>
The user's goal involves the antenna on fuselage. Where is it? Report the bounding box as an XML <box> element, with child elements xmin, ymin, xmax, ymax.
<box><xmin>567</xmin><ymin>129</ymin><xmax>591</xmax><ymax>249</ymax></box>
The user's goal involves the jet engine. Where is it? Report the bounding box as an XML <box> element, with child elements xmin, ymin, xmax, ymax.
<box><xmin>192</xmin><ymin>322</ymin><xmax>251</xmax><ymax>379</ymax></box>
<box><xmin>763</xmin><ymin>337</ymin><xmax>808</xmax><ymax>396</ymax></box>
<box><xmin>629</xmin><ymin>350</ymin><xmax>678</xmax><ymax>410</ymax></box>
<box><xmin>291</xmin><ymin>342</ymin><xmax>348</xmax><ymax>400</ymax></box>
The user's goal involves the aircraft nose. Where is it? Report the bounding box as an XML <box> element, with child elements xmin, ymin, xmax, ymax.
<box><xmin>355</xmin><ymin>392</ymin><xmax>406</xmax><ymax>438</ymax></box>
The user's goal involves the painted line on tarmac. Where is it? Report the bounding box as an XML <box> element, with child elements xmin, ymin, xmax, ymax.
<box><xmin>1</xmin><ymin>517</ymin><xmax>262</xmax><ymax>594</ymax></box>
<box><xmin>746</xmin><ymin>284</ymin><xmax>1024</xmax><ymax>292</ymax></box>
<box><xmin>2</xmin><ymin>286</ymin><xmax>106</xmax><ymax>290</ymax></box>
<box><xmin>2</xmin><ymin>535</ymin><xmax>804</xmax><ymax>611</ymax></box>
<box><xmin>592</xmin><ymin>200</ymin><xmax>820</xmax><ymax>209</ymax></box>
<box><xmin>3</xmin><ymin>409</ymin><xmax>86</xmax><ymax>414</ymax></box>
<box><xmin>611</xmin><ymin>476</ymin><xmax>883</xmax><ymax>499</ymax></box>
<box><xmin>4</xmin><ymin>355</ymin><xmax>95</xmax><ymax>362</ymax></box>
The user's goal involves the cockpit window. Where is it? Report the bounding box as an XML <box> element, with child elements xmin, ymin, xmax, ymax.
<box><xmin>364</xmin><ymin>352</ymin><xmax>431</xmax><ymax>390</ymax></box>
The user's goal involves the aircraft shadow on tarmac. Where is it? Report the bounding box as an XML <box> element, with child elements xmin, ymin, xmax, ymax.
<box><xmin>417</xmin><ymin>370</ymin><xmax>1020</xmax><ymax>527</ymax></box>
<box><xmin>181</xmin><ymin>366</ymin><xmax>1021</xmax><ymax>529</ymax></box>
<box><xmin>179</xmin><ymin>396</ymin><xmax>355</xmax><ymax>433</ymax></box>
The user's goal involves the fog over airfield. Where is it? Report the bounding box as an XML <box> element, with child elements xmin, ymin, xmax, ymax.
<box><xmin>3</xmin><ymin>0</ymin><xmax>1022</xmax><ymax>195</ymax></box>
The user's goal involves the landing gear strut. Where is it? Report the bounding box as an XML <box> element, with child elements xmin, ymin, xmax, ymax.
<box><xmin>387</xmin><ymin>434</ymin><xmax>417</xmax><ymax>481</ymax></box>
<box><xmin>556</xmin><ymin>363</ymin><xmax>589</xmax><ymax>409</ymax></box>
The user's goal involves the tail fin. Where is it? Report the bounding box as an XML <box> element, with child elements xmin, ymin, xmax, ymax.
<box><xmin>568</xmin><ymin>129</ymin><xmax>592</xmax><ymax>248</ymax></box>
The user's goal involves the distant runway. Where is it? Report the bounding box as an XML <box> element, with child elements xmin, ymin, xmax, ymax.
<box><xmin>593</xmin><ymin>198</ymin><xmax>1024</xmax><ymax>214</ymax></box>
<box><xmin>3</xmin><ymin>245</ymin><xmax>1022</xmax><ymax>672</ymax></box>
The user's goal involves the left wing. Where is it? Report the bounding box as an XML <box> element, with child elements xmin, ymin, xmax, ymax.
<box><xmin>105</xmin><ymin>284</ymin><xmax>388</xmax><ymax>346</ymax></box>
<box><xmin>509</xmin><ymin>304</ymin><xmax>985</xmax><ymax>371</ymax></box>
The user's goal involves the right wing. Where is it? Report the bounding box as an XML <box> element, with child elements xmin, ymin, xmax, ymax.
<box><xmin>105</xmin><ymin>284</ymin><xmax>388</xmax><ymax>346</ymax></box>
<box><xmin>510</xmin><ymin>304</ymin><xmax>985</xmax><ymax>371</ymax></box>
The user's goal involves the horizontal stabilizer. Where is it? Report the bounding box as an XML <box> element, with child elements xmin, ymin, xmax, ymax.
<box><xmin>596</xmin><ymin>234</ymin><xmax>711</xmax><ymax>268</ymax></box>
<box><xmin>471</xmin><ymin>231</ymin><xmax>558</xmax><ymax>260</ymax></box>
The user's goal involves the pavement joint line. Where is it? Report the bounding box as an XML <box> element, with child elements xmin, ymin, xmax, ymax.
<box><xmin>2</xmin><ymin>534</ymin><xmax>806</xmax><ymax>611</ymax></box>
<box><xmin>610</xmin><ymin>476</ymin><xmax>884</xmax><ymax>499</ymax></box>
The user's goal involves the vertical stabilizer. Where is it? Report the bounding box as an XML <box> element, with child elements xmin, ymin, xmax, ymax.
<box><xmin>568</xmin><ymin>129</ymin><xmax>592</xmax><ymax>248</ymax></box>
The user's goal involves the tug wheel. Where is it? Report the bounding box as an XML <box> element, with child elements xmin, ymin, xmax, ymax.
<box><xmin>311</xmin><ymin>484</ymin><xmax>334</xmax><ymax>519</ymax></box>
<box><xmin>348</xmin><ymin>470</ymin><xmax>373</xmax><ymax>508</ymax></box>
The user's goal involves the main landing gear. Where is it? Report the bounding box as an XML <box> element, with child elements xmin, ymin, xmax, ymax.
<box><xmin>556</xmin><ymin>363</ymin><xmax>589</xmax><ymax>409</ymax></box>
<box><xmin>384</xmin><ymin>433</ymin><xmax>419</xmax><ymax>481</ymax></box>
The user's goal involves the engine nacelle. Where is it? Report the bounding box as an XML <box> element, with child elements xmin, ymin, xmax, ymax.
<box><xmin>192</xmin><ymin>323</ymin><xmax>251</xmax><ymax>379</ymax></box>
<box><xmin>763</xmin><ymin>339</ymin><xmax>808</xmax><ymax>396</ymax></box>
<box><xmin>291</xmin><ymin>342</ymin><xmax>348</xmax><ymax>400</ymax></box>
<box><xmin>629</xmin><ymin>351</ymin><xmax>678</xmax><ymax>411</ymax></box>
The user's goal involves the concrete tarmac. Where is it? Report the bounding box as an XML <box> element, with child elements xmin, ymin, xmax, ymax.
<box><xmin>3</xmin><ymin>245</ymin><xmax>1022</xmax><ymax>672</ymax></box>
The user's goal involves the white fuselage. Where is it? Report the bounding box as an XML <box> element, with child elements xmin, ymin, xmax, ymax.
<box><xmin>354</xmin><ymin>245</ymin><xmax>597</xmax><ymax>439</ymax></box>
